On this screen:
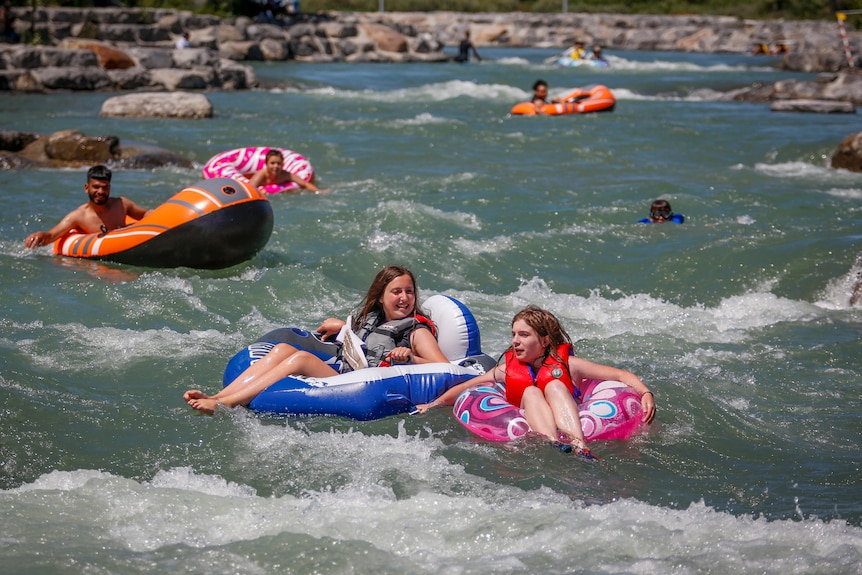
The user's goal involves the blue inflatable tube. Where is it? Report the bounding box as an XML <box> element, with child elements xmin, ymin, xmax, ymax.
<box><xmin>223</xmin><ymin>295</ymin><xmax>497</xmax><ymax>420</ymax></box>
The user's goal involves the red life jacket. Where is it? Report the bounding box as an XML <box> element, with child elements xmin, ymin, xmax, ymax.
<box><xmin>504</xmin><ymin>343</ymin><xmax>578</xmax><ymax>407</ymax></box>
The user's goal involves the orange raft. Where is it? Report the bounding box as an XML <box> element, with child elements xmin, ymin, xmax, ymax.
<box><xmin>511</xmin><ymin>84</ymin><xmax>616</xmax><ymax>116</ymax></box>
<box><xmin>53</xmin><ymin>178</ymin><xmax>274</xmax><ymax>270</ymax></box>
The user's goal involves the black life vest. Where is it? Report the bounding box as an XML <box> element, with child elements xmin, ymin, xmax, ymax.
<box><xmin>351</xmin><ymin>311</ymin><xmax>436</xmax><ymax>368</ymax></box>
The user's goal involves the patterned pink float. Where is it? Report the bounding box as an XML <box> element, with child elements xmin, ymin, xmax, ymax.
<box><xmin>202</xmin><ymin>147</ymin><xmax>315</xmax><ymax>194</ymax></box>
<box><xmin>453</xmin><ymin>379</ymin><xmax>644</xmax><ymax>443</ymax></box>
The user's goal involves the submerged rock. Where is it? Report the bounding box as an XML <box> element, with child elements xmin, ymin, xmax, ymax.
<box><xmin>831</xmin><ymin>131</ymin><xmax>862</xmax><ymax>172</ymax></box>
<box><xmin>771</xmin><ymin>99</ymin><xmax>856</xmax><ymax>113</ymax></box>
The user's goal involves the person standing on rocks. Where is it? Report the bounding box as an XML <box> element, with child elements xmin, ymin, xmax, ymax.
<box><xmin>175</xmin><ymin>32</ymin><xmax>190</xmax><ymax>50</ymax></box>
<box><xmin>0</xmin><ymin>1</ymin><xmax>19</xmax><ymax>44</ymax></box>
<box><xmin>24</xmin><ymin>164</ymin><xmax>151</xmax><ymax>249</ymax></box>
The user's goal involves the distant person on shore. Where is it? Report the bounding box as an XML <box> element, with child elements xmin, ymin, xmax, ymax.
<box><xmin>454</xmin><ymin>30</ymin><xmax>481</xmax><ymax>63</ymax></box>
<box><xmin>248</xmin><ymin>149</ymin><xmax>326</xmax><ymax>193</ymax></box>
<box><xmin>638</xmin><ymin>199</ymin><xmax>684</xmax><ymax>224</ymax></box>
<box><xmin>751</xmin><ymin>42</ymin><xmax>787</xmax><ymax>56</ymax></box>
<box><xmin>259</xmin><ymin>0</ymin><xmax>286</xmax><ymax>23</ymax></box>
<box><xmin>175</xmin><ymin>32</ymin><xmax>190</xmax><ymax>50</ymax></box>
<box><xmin>0</xmin><ymin>1</ymin><xmax>19</xmax><ymax>44</ymax></box>
<box><xmin>24</xmin><ymin>165</ymin><xmax>151</xmax><ymax>249</ymax></box>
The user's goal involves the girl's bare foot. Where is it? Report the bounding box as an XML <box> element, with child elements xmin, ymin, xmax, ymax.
<box><xmin>183</xmin><ymin>389</ymin><xmax>209</xmax><ymax>404</ymax></box>
<box><xmin>188</xmin><ymin>397</ymin><xmax>219</xmax><ymax>415</ymax></box>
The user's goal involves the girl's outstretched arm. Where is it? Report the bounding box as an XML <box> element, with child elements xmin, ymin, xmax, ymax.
<box><xmin>414</xmin><ymin>364</ymin><xmax>504</xmax><ymax>413</ymax></box>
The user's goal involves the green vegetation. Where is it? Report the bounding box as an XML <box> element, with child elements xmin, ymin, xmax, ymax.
<box><xmin>300</xmin><ymin>0</ymin><xmax>845</xmax><ymax>20</ymax></box>
<box><xmin>8</xmin><ymin>0</ymin><xmax>862</xmax><ymax>21</ymax></box>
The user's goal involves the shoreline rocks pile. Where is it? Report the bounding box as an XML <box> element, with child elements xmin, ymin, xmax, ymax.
<box><xmin>0</xmin><ymin>129</ymin><xmax>193</xmax><ymax>170</ymax></box>
<box><xmin>724</xmin><ymin>69</ymin><xmax>862</xmax><ymax>113</ymax></box>
<box><xmin>2</xmin><ymin>8</ymin><xmax>861</xmax><ymax>94</ymax></box>
<box><xmin>4</xmin><ymin>8</ymin><xmax>862</xmax><ymax>172</ymax></box>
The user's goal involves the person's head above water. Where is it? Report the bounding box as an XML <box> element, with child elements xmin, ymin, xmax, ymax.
<box><xmin>532</xmin><ymin>79</ymin><xmax>549</xmax><ymax>101</ymax></box>
<box><xmin>649</xmin><ymin>199</ymin><xmax>674</xmax><ymax>223</ymax></box>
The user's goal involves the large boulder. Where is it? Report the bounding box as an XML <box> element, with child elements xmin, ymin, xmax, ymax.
<box><xmin>831</xmin><ymin>131</ymin><xmax>862</xmax><ymax>172</ymax></box>
<box><xmin>44</xmin><ymin>129</ymin><xmax>120</xmax><ymax>163</ymax></box>
<box><xmin>29</xmin><ymin>66</ymin><xmax>113</xmax><ymax>90</ymax></box>
<box><xmin>125</xmin><ymin>47</ymin><xmax>174</xmax><ymax>69</ymax></box>
<box><xmin>0</xmin><ymin>130</ymin><xmax>40</xmax><ymax>152</ymax></box>
<box><xmin>218</xmin><ymin>58</ymin><xmax>256</xmax><ymax>89</ymax></box>
<box><xmin>219</xmin><ymin>40</ymin><xmax>263</xmax><ymax>61</ymax></box>
<box><xmin>2</xmin><ymin>45</ymin><xmax>99</xmax><ymax>69</ymax></box>
<box><xmin>100</xmin><ymin>91</ymin><xmax>213</xmax><ymax>118</ymax></box>
<box><xmin>171</xmin><ymin>47</ymin><xmax>219</xmax><ymax>69</ymax></box>
<box><xmin>106</xmin><ymin>66</ymin><xmax>152</xmax><ymax>90</ymax></box>
<box><xmin>359</xmin><ymin>23</ymin><xmax>408</xmax><ymax>53</ymax></box>
<box><xmin>0</xmin><ymin>129</ymin><xmax>193</xmax><ymax>170</ymax></box>
<box><xmin>149</xmin><ymin>67</ymin><xmax>217</xmax><ymax>90</ymax></box>
<box><xmin>259</xmin><ymin>38</ymin><xmax>290</xmax><ymax>61</ymax></box>
<box><xmin>0</xmin><ymin>151</ymin><xmax>40</xmax><ymax>169</ymax></box>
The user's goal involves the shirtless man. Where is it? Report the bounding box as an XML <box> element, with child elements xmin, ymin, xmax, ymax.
<box><xmin>24</xmin><ymin>164</ymin><xmax>151</xmax><ymax>249</ymax></box>
<box><xmin>530</xmin><ymin>79</ymin><xmax>561</xmax><ymax>114</ymax></box>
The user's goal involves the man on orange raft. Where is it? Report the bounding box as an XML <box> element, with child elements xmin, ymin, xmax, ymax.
<box><xmin>24</xmin><ymin>164</ymin><xmax>151</xmax><ymax>249</ymax></box>
<box><xmin>530</xmin><ymin>79</ymin><xmax>561</xmax><ymax>114</ymax></box>
<box><xmin>248</xmin><ymin>149</ymin><xmax>327</xmax><ymax>193</ymax></box>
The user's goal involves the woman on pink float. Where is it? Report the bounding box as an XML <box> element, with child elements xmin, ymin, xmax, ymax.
<box><xmin>202</xmin><ymin>147</ymin><xmax>324</xmax><ymax>194</ymax></box>
<box><xmin>416</xmin><ymin>306</ymin><xmax>656</xmax><ymax>459</ymax></box>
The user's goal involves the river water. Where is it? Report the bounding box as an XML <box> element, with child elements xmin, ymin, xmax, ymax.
<box><xmin>2</xmin><ymin>48</ymin><xmax>861</xmax><ymax>574</ymax></box>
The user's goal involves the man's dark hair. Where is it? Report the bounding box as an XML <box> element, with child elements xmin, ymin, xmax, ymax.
<box><xmin>87</xmin><ymin>165</ymin><xmax>112</xmax><ymax>182</ymax></box>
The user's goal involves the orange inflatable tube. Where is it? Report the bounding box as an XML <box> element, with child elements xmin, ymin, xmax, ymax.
<box><xmin>53</xmin><ymin>178</ymin><xmax>274</xmax><ymax>270</ymax></box>
<box><xmin>511</xmin><ymin>84</ymin><xmax>616</xmax><ymax>116</ymax></box>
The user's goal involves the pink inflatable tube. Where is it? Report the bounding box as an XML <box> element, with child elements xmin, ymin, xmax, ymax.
<box><xmin>202</xmin><ymin>147</ymin><xmax>315</xmax><ymax>194</ymax></box>
<box><xmin>453</xmin><ymin>379</ymin><xmax>644</xmax><ymax>443</ymax></box>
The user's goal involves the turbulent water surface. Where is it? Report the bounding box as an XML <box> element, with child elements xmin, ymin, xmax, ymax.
<box><xmin>2</xmin><ymin>48</ymin><xmax>861</xmax><ymax>574</ymax></box>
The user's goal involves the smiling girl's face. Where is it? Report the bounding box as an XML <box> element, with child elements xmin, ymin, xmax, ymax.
<box><xmin>378</xmin><ymin>274</ymin><xmax>416</xmax><ymax>321</ymax></box>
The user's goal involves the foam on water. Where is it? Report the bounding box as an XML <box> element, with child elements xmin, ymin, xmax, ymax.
<box><xmin>3</xmin><ymin>429</ymin><xmax>860</xmax><ymax>574</ymax></box>
<box><xmin>750</xmin><ymin>161</ymin><xmax>835</xmax><ymax>179</ymax></box>
<box><xmin>389</xmin><ymin>112</ymin><xmax>454</xmax><ymax>127</ymax></box>
<box><xmin>501</xmin><ymin>276</ymin><xmax>828</xmax><ymax>344</ymax></box>
<box><xmin>824</xmin><ymin>187</ymin><xmax>862</xmax><ymax>200</ymax></box>
<box><xmin>309</xmin><ymin>79</ymin><xmax>525</xmax><ymax>103</ymax></box>
<box><xmin>520</xmin><ymin>53</ymin><xmax>777</xmax><ymax>73</ymax></box>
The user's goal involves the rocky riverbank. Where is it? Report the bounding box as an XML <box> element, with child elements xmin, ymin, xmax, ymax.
<box><xmin>4</xmin><ymin>8</ymin><xmax>862</xmax><ymax>171</ymax></box>
<box><xmin>2</xmin><ymin>8</ymin><xmax>861</xmax><ymax>94</ymax></box>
